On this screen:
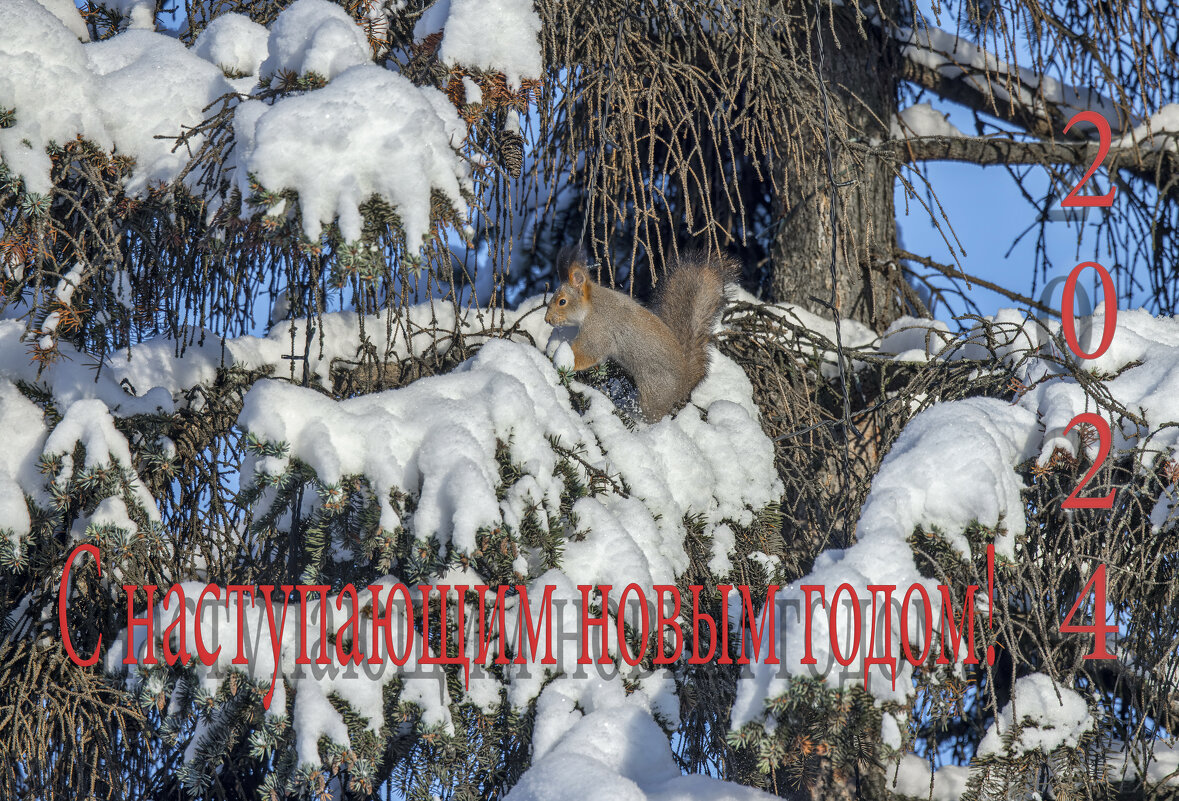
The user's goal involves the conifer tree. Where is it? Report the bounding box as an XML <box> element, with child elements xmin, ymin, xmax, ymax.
<box><xmin>0</xmin><ymin>1</ymin><xmax>1177</xmax><ymax>800</ymax></box>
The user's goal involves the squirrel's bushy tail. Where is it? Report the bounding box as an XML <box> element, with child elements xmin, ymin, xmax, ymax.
<box><xmin>655</xmin><ymin>252</ymin><xmax>738</xmax><ymax>391</ymax></box>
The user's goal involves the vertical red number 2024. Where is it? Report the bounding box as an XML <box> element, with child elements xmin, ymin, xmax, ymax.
<box><xmin>1055</xmin><ymin>112</ymin><xmax>1119</xmax><ymax>660</ymax></box>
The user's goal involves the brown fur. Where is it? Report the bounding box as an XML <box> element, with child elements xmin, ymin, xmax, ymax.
<box><xmin>545</xmin><ymin>250</ymin><xmax>736</xmax><ymax>421</ymax></box>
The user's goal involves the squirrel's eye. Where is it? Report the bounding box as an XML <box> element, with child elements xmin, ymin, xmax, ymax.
<box><xmin>558</xmin><ymin>298</ymin><xmax>567</xmax><ymax>306</ymax></box>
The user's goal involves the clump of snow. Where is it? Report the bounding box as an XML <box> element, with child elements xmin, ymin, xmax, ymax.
<box><xmin>54</xmin><ymin>262</ymin><xmax>86</xmax><ymax>305</ymax></box>
<box><xmin>42</xmin><ymin>397</ymin><xmax>161</xmax><ymax>522</ymax></box>
<box><xmin>1116</xmin><ymin>103</ymin><xmax>1179</xmax><ymax>151</ymax></box>
<box><xmin>0</xmin><ymin>380</ymin><xmax>49</xmax><ymax>555</ymax></box>
<box><xmin>0</xmin><ymin>0</ymin><xmax>107</xmax><ymax>195</ymax></box>
<box><xmin>193</xmin><ymin>13</ymin><xmax>270</xmax><ymax>78</ymax></box>
<box><xmin>34</xmin><ymin>0</ymin><xmax>90</xmax><ymax>41</ymax></box>
<box><xmin>431</xmin><ymin>0</ymin><xmax>543</xmax><ymax>89</ymax></box>
<box><xmin>258</xmin><ymin>0</ymin><xmax>372</xmax><ymax>82</ymax></box>
<box><xmin>87</xmin><ymin>29</ymin><xmax>234</xmax><ymax>196</ymax></box>
<box><xmin>462</xmin><ymin>75</ymin><xmax>482</xmax><ymax>104</ymax></box>
<box><xmin>507</xmin><ymin>683</ymin><xmax>775</xmax><ymax>801</ymax></box>
<box><xmin>879</xmin><ymin>316</ymin><xmax>953</xmax><ymax>361</ymax></box>
<box><xmin>977</xmin><ymin>673</ymin><xmax>1093</xmax><ymax>757</ymax></box>
<box><xmin>231</xmin><ymin>65</ymin><xmax>470</xmax><ymax>244</ymax></box>
<box><xmin>100</xmin><ymin>0</ymin><xmax>157</xmax><ymax>30</ymax></box>
<box><xmin>891</xmin><ymin>755</ymin><xmax>971</xmax><ymax>801</ymax></box>
<box><xmin>112</xmin><ymin>269</ymin><xmax>135</xmax><ymax>310</ymax></box>
<box><xmin>71</xmin><ymin>495</ymin><xmax>139</xmax><ymax>541</ymax></box>
<box><xmin>891</xmin><ymin>102</ymin><xmax>965</xmax><ymax>139</ymax></box>
<box><xmin>860</xmin><ymin>398</ymin><xmax>1039</xmax><ymax>561</ymax></box>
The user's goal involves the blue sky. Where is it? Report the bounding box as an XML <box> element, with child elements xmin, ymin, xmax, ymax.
<box><xmin>898</xmin><ymin>157</ymin><xmax>1113</xmax><ymax>323</ymax></box>
<box><xmin>897</xmin><ymin>2</ymin><xmax>1124</xmax><ymax>326</ymax></box>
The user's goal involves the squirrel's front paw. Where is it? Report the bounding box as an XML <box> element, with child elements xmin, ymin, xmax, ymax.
<box><xmin>550</xmin><ymin>341</ymin><xmax>575</xmax><ymax>371</ymax></box>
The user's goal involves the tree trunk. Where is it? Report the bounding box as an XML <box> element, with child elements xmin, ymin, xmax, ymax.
<box><xmin>771</xmin><ymin>2</ymin><xmax>901</xmax><ymax>333</ymax></box>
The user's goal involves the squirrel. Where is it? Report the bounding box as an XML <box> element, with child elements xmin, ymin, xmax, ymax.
<box><xmin>544</xmin><ymin>250</ymin><xmax>738</xmax><ymax>421</ymax></box>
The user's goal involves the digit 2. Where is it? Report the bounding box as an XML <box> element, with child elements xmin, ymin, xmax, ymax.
<box><xmin>1061</xmin><ymin>110</ymin><xmax>1117</xmax><ymax>208</ymax></box>
<box><xmin>1060</xmin><ymin>413</ymin><xmax>1116</xmax><ymax>510</ymax></box>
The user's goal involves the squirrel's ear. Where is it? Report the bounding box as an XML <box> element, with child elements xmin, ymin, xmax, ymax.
<box><xmin>567</xmin><ymin>263</ymin><xmax>588</xmax><ymax>288</ymax></box>
<box><xmin>557</xmin><ymin>246</ymin><xmax>589</xmax><ymax>286</ymax></box>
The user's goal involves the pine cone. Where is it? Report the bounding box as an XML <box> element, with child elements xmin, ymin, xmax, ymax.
<box><xmin>499</xmin><ymin>129</ymin><xmax>524</xmax><ymax>178</ymax></box>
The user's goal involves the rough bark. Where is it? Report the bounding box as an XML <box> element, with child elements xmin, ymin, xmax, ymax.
<box><xmin>770</xmin><ymin>3</ymin><xmax>902</xmax><ymax>333</ymax></box>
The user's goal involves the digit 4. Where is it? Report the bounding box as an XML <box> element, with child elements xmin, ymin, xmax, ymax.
<box><xmin>1060</xmin><ymin>563</ymin><xmax>1117</xmax><ymax>659</ymax></box>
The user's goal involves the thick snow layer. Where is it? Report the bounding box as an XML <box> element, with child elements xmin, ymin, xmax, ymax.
<box><xmin>3</xmin><ymin>0</ymin><xmax>469</xmax><ymax>248</ymax></box>
<box><xmin>977</xmin><ymin>673</ymin><xmax>1093</xmax><ymax>757</ymax></box>
<box><xmin>1117</xmin><ymin>104</ymin><xmax>1179</xmax><ymax>151</ymax></box>
<box><xmin>87</xmin><ymin>29</ymin><xmax>234</xmax><ymax>196</ymax></box>
<box><xmin>896</xmin><ymin>24</ymin><xmax>1124</xmax><ymax>133</ymax></box>
<box><xmin>0</xmin><ymin>381</ymin><xmax>49</xmax><ymax>553</ymax></box>
<box><xmin>432</xmin><ymin>0</ymin><xmax>543</xmax><ymax>89</ymax></box>
<box><xmin>14</xmin><ymin>290</ymin><xmax>1177</xmax><ymax>791</ymax></box>
<box><xmin>0</xmin><ymin>320</ymin><xmax>179</xmax><ymax>416</ymax></box>
<box><xmin>860</xmin><ymin>398</ymin><xmax>1039</xmax><ymax>560</ymax></box>
<box><xmin>892</xmin><ymin>102</ymin><xmax>965</xmax><ymax>139</ymax></box>
<box><xmin>506</xmin><ymin>685</ymin><xmax>775</xmax><ymax>801</ymax></box>
<box><xmin>735</xmin><ymin>303</ymin><xmax>1179</xmax><ymax>725</ymax></box>
<box><xmin>258</xmin><ymin>0</ymin><xmax>372</xmax><ymax>81</ymax></box>
<box><xmin>238</xmin><ymin>336</ymin><xmax>777</xmax><ymax>563</ymax></box>
<box><xmin>0</xmin><ymin>296</ymin><xmax>556</xmax><ymax>419</ymax></box>
<box><xmin>239</xmin><ymin>340</ymin><xmax>586</xmax><ymax>552</ymax></box>
<box><xmin>193</xmin><ymin>13</ymin><xmax>270</xmax><ymax>78</ymax></box>
<box><xmin>0</xmin><ymin>0</ymin><xmax>107</xmax><ymax>195</ymax></box>
<box><xmin>231</xmin><ymin>65</ymin><xmax>470</xmax><ymax>244</ymax></box>
<box><xmin>733</xmin><ymin>397</ymin><xmax>1039</xmax><ymax>724</ymax></box>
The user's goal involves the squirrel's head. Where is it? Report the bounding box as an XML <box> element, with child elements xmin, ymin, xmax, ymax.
<box><xmin>545</xmin><ymin>259</ymin><xmax>592</xmax><ymax>327</ymax></box>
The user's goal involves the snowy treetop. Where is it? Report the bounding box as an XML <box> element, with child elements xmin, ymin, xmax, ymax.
<box><xmin>1</xmin><ymin>0</ymin><xmax>542</xmax><ymax>248</ymax></box>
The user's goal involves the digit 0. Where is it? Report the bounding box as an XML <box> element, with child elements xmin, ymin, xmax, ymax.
<box><xmin>1061</xmin><ymin>111</ymin><xmax>1117</xmax><ymax>208</ymax></box>
<box><xmin>1061</xmin><ymin>261</ymin><xmax>1117</xmax><ymax>360</ymax></box>
<box><xmin>1060</xmin><ymin>412</ymin><xmax>1115</xmax><ymax>510</ymax></box>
